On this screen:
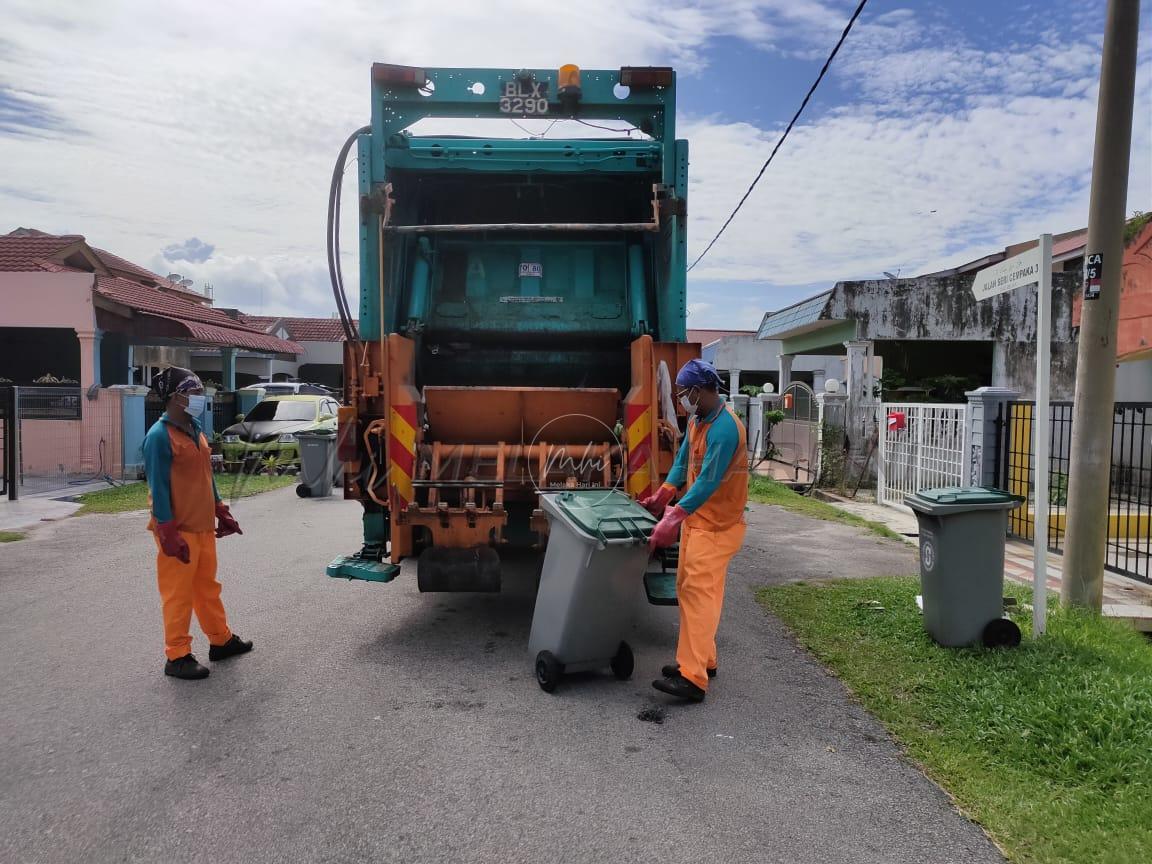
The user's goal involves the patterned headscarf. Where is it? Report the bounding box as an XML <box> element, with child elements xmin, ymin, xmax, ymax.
<box><xmin>150</xmin><ymin>366</ymin><xmax>202</xmax><ymax>402</ymax></box>
<box><xmin>675</xmin><ymin>358</ymin><xmax>723</xmax><ymax>390</ymax></box>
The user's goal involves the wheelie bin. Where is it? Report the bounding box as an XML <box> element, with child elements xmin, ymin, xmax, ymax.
<box><xmin>529</xmin><ymin>489</ymin><xmax>658</xmax><ymax>692</ymax></box>
<box><xmin>295</xmin><ymin>428</ymin><xmax>339</xmax><ymax>498</ymax></box>
<box><xmin>904</xmin><ymin>486</ymin><xmax>1025</xmax><ymax>648</ymax></box>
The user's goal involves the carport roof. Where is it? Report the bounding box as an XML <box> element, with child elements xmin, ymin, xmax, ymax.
<box><xmin>756</xmin><ymin>290</ymin><xmax>838</xmax><ymax>340</ymax></box>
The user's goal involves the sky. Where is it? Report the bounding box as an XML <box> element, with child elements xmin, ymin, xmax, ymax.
<box><xmin>1</xmin><ymin>0</ymin><xmax>1149</xmax><ymax>331</ymax></box>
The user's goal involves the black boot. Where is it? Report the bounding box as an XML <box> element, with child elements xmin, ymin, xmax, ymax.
<box><xmin>208</xmin><ymin>634</ymin><xmax>253</xmax><ymax>661</ymax></box>
<box><xmin>661</xmin><ymin>663</ymin><xmax>717</xmax><ymax>679</ymax></box>
<box><xmin>652</xmin><ymin>673</ymin><xmax>706</xmax><ymax>702</ymax></box>
<box><xmin>165</xmin><ymin>654</ymin><xmax>210</xmax><ymax>680</ymax></box>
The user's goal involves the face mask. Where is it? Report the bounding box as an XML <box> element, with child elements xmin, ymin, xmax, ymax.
<box><xmin>680</xmin><ymin>393</ymin><xmax>699</xmax><ymax>415</ymax></box>
<box><xmin>183</xmin><ymin>394</ymin><xmax>207</xmax><ymax>417</ymax></box>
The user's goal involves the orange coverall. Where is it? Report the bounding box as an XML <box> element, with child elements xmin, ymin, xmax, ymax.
<box><xmin>143</xmin><ymin>416</ymin><xmax>233</xmax><ymax>660</ymax></box>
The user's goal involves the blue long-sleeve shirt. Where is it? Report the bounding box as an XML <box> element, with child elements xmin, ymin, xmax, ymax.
<box><xmin>664</xmin><ymin>403</ymin><xmax>742</xmax><ymax>514</ymax></box>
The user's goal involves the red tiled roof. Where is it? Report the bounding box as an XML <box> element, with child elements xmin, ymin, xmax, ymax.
<box><xmin>97</xmin><ymin>276</ymin><xmax>302</xmax><ymax>354</ymax></box>
<box><xmin>2</xmin><ymin>229</ymin><xmax>301</xmax><ymax>354</ymax></box>
<box><xmin>686</xmin><ymin>328</ymin><xmax>756</xmax><ymax>345</ymax></box>
<box><xmin>0</xmin><ymin>233</ymin><xmax>83</xmax><ymax>271</ymax></box>
<box><xmin>240</xmin><ymin>314</ymin><xmax>351</xmax><ymax>342</ymax></box>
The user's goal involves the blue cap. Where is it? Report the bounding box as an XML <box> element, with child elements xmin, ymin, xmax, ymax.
<box><xmin>675</xmin><ymin>358</ymin><xmax>722</xmax><ymax>389</ymax></box>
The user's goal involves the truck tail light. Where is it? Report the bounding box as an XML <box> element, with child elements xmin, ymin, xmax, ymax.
<box><xmin>619</xmin><ymin>67</ymin><xmax>674</xmax><ymax>88</ymax></box>
<box><xmin>372</xmin><ymin>63</ymin><xmax>428</xmax><ymax>87</ymax></box>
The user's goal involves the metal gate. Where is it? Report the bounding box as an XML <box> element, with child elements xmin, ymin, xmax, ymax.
<box><xmin>1001</xmin><ymin>400</ymin><xmax>1150</xmax><ymax>584</ymax></box>
<box><xmin>770</xmin><ymin>382</ymin><xmax>819</xmax><ymax>484</ymax></box>
<box><xmin>878</xmin><ymin>403</ymin><xmax>968</xmax><ymax>509</ymax></box>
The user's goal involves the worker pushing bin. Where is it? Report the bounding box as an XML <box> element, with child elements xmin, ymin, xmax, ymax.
<box><xmin>529</xmin><ymin>490</ymin><xmax>657</xmax><ymax>692</ymax></box>
<box><xmin>296</xmin><ymin>429</ymin><xmax>339</xmax><ymax>498</ymax></box>
<box><xmin>904</xmin><ymin>486</ymin><xmax>1025</xmax><ymax>648</ymax></box>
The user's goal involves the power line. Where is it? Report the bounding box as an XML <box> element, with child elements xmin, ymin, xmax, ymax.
<box><xmin>574</xmin><ymin>118</ymin><xmax>637</xmax><ymax>135</ymax></box>
<box><xmin>688</xmin><ymin>0</ymin><xmax>870</xmax><ymax>272</ymax></box>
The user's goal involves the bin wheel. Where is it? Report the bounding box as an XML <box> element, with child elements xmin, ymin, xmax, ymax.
<box><xmin>610</xmin><ymin>641</ymin><xmax>634</xmax><ymax>680</ymax></box>
<box><xmin>535</xmin><ymin>651</ymin><xmax>563</xmax><ymax>693</ymax></box>
<box><xmin>296</xmin><ymin>484</ymin><xmax>311</xmax><ymax>498</ymax></box>
<box><xmin>982</xmin><ymin>618</ymin><xmax>1022</xmax><ymax>649</ymax></box>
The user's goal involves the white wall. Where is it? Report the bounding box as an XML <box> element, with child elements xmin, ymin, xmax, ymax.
<box><xmin>1115</xmin><ymin>357</ymin><xmax>1152</xmax><ymax>402</ymax></box>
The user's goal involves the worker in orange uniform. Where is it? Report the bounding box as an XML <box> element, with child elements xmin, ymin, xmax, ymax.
<box><xmin>642</xmin><ymin>359</ymin><xmax>747</xmax><ymax>702</ymax></box>
<box><xmin>143</xmin><ymin>367</ymin><xmax>251</xmax><ymax>680</ymax></box>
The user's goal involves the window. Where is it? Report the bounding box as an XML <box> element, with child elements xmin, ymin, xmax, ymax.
<box><xmin>244</xmin><ymin>400</ymin><xmax>318</xmax><ymax>422</ymax></box>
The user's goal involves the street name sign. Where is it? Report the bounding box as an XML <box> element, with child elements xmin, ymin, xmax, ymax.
<box><xmin>971</xmin><ymin>246</ymin><xmax>1043</xmax><ymax>301</ymax></box>
<box><xmin>973</xmin><ymin>234</ymin><xmax>1053</xmax><ymax>637</ymax></box>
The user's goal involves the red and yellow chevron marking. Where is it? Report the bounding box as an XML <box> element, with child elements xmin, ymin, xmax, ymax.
<box><xmin>388</xmin><ymin>403</ymin><xmax>417</xmax><ymax>506</ymax></box>
<box><xmin>624</xmin><ymin>402</ymin><xmax>653</xmax><ymax>498</ymax></box>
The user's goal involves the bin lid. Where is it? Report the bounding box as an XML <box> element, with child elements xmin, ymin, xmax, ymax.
<box><xmin>914</xmin><ymin>486</ymin><xmax>1019</xmax><ymax>505</ymax></box>
<box><xmin>906</xmin><ymin>486</ymin><xmax>1024</xmax><ymax>514</ymax></box>
<box><xmin>542</xmin><ymin>489</ymin><xmax>658</xmax><ymax>541</ymax></box>
<box><xmin>295</xmin><ymin>427</ymin><xmax>336</xmax><ymax>438</ymax></box>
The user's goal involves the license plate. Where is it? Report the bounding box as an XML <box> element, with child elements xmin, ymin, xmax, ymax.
<box><xmin>499</xmin><ymin>79</ymin><xmax>549</xmax><ymax>115</ymax></box>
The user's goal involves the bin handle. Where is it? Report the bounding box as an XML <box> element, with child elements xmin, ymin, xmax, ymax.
<box><xmin>593</xmin><ymin>515</ymin><xmax>651</xmax><ymax>546</ymax></box>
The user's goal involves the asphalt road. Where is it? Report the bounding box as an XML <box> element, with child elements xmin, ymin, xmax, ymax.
<box><xmin>0</xmin><ymin>489</ymin><xmax>1004</xmax><ymax>864</ymax></box>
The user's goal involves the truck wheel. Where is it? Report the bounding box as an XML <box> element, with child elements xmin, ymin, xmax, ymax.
<box><xmin>610</xmin><ymin>641</ymin><xmax>634</xmax><ymax>680</ymax></box>
<box><xmin>982</xmin><ymin>618</ymin><xmax>1022</xmax><ymax>648</ymax></box>
<box><xmin>535</xmin><ymin>651</ymin><xmax>562</xmax><ymax>693</ymax></box>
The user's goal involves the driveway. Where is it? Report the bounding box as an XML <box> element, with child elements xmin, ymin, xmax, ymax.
<box><xmin>0</xmin><ymin>490</ymin><xmax>1002</xmax><ymax>863</ymax></box>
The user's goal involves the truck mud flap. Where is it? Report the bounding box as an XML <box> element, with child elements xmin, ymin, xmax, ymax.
<box><xmin>417</xmin><ymin>546</ymin><xmax>501</xmax><ymax>593</ymax></box>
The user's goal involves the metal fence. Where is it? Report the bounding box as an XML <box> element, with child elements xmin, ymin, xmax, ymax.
<box><xmin>10</xmin><ymin>386</ymin><xmax>86</xmax><ymax>495</ymax></box>
<box><xmin>1001</xmin><ymin>401</ymin><xmax>1151</xmax><ymax>584</ymax></box>
<box><xmin>877</xmin><ymin>403</ymin><xmax>968</xmax><ymax>508</ymax></box>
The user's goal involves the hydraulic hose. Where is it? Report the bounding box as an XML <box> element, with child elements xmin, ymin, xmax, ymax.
<box><xmin>328</xmin><ymin>126</ymin><xmax>372</xmax><ymax>343</ymax></box>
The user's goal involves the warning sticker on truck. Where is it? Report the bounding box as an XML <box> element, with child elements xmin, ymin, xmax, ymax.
<box><xmin>518</xmin><ymin>262</ymin><xmax>543</xmax><ymax>278</ymax></box>
<box><xmin>499</xmin><ymin>296</ymin><xmax>563</xmax><ymax>303</ymax></box>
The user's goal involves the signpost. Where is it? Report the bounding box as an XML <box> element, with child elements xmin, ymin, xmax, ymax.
<box><xmin>972</xmin><ymin>235</ymin><xmax>1053</xmax><ymax>636</ymax></box>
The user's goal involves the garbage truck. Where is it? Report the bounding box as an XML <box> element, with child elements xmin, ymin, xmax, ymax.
<box><xmin>326</xmin><ymin>63</ymin><xmax>698</xmax><ymax>591</ymax></box>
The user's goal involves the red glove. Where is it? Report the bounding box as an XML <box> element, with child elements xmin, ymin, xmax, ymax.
<box><xmin>648</xmin><ymin>505</ymin><xmax>687</xmax><ymax>552</ymax></box>
<box><xmin>215</xmin><ymin>502</ymin><xmax>243</xmax><ymax>539</ymax></box>
<box><xmin>638</xmin><ymin>484</ymin><xmax>676</xmax><ymax>518</ymax></box>
<box><xmin>155</xmin><ymin>521</ymin><xmax>190</xmax><ymax>564</ymax></box>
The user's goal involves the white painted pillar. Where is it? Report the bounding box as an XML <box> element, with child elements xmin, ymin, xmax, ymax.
<box><xmin>729</xmin><ymin>368</ymin><xmax>741</xmax><ymax>394</ymax></box>
<box><xmin>778</xmin><ymin>354</ymin><xmax>793</xmax><ymax>391</ymax></box>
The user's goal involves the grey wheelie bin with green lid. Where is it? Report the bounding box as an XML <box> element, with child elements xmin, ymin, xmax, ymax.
<box><xmin>295</xmin><ymin>428</ymin><xmax>339</xmax><ymax>498</ymax></box>
<box><xmin>905</xmin><ymin>487</ymin><xmax>1025</xmax><ymax>648</ymax></box>
<box><xmin>529</xmin><ymin>489</ymin><xmax>658</xmax><ymax>692</ymax></box>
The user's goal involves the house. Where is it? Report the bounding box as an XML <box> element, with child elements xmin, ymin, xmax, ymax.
<box><xmin>0</xmin><ymin>228</ymin><xmax>301</xmax><ymax>487</ymax></box>
<box><xmin>0</xmin><ymin>228</ymin><xmax>301</xmax><ymax>390</ymax></box>
<box><xmin>689</xmin><ymin>328</ymin><xmax>853</xmax><ymax>395</ymax></box>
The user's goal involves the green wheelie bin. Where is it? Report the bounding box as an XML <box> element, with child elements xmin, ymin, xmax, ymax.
<box><xmin>904</xmin><ymin>487</ymin><xmax>1025</xmax><ymax>648</ymax></box>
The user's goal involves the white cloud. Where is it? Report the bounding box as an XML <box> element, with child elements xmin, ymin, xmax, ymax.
<box><xmin>0</xmin><ymin>0</ymin><xmax>1148</xmax><ymax>330</ymax></box>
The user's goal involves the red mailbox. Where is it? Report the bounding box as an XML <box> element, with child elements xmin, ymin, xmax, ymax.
<box><xmin>886</xmin><ymin>410</ymin><xmax>906</xmax><ymax>431</ymax></box>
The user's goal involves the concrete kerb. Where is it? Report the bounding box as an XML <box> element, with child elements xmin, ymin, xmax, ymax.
<box><xmin>0</xmin><ymin>497</ymin><xmax>82</xmax><ymax>532</ymax></box>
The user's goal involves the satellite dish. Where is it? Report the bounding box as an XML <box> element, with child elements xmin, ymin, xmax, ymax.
<box><xmin>167</xmin><ymin>272</ymin><xmax>183</xmax><ymax>282</ymax></box>
<box><xmin>179</xmin><ymin>278</ymin><xmax>194</xmax><ymax>288</ymax></box>
<box><xmin>883</xmin><ymin>271</ymin><xmax>899</xmax><ymax>280</ymax></box>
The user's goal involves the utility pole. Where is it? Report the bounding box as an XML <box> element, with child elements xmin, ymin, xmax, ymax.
<box><xmin>1062</xmin><ymin>0</ymin><xmax>1141</xmax><ymax>610</ymax></box>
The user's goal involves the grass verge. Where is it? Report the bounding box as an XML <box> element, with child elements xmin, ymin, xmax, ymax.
<box><xmin>76</xmin><ymin>474</ymin><xmax>296</xmax><ymax>515</ymax></box>
<box><xmin>748</xmin><ymin>475</ymin><xmax>903</xmax><ymax>542</ymax></box>
<box><xmin>759</xmin><ymin>576</ymin><xmax>1152</xmax><ymax>864</ymax></box>
<box><xmin>0</xmin><ymin>530</ymin><xmax>27</xmax><ymax>543</ymax></box>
